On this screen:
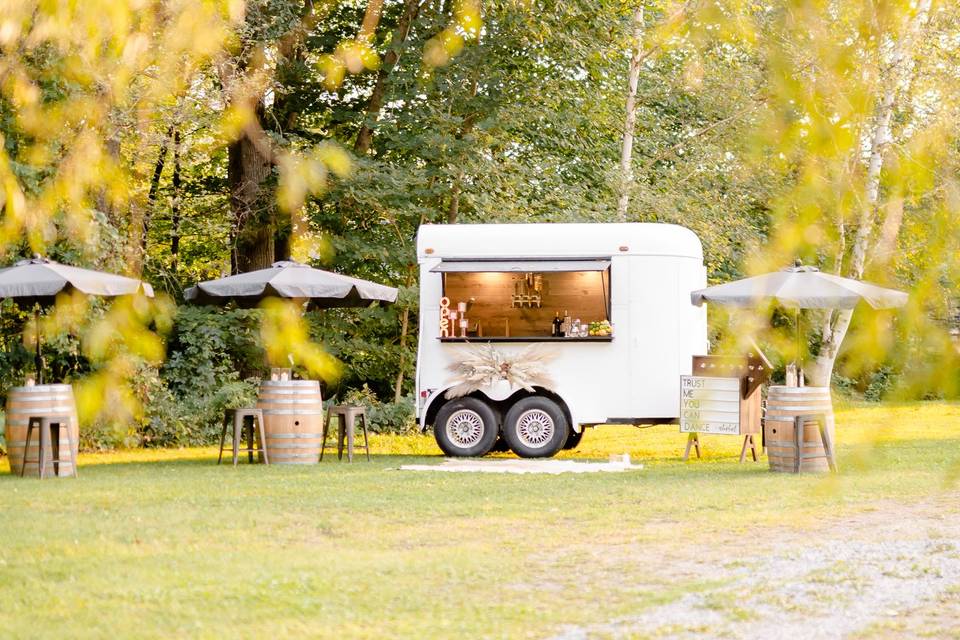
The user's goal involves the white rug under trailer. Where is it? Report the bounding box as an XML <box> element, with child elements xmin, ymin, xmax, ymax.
<box><xmin>398</xmin><ymin>457</ymin><xmax>643</xmax><ymax>475</ymax></box>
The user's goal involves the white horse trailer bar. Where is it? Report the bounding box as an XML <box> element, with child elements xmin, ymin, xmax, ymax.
<box><xmin>415</xmin><ymin>223</ymin><xmax>708</xmax><ymax>458</ymax></box>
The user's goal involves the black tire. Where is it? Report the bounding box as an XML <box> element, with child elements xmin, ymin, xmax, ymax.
<box><xmin>433</xmin><ymin>397</ymin><xmax>499</xmax><ymax>457</ymax></box>
<box><xmin>563</xmin><ymin>427</ymin><xmax>584</xmax><ymax>450</ymax></box>
<box><xmin>502</xmin><ymin>396</ymin><xmax>569</xmax><ymax>458</ymax></box>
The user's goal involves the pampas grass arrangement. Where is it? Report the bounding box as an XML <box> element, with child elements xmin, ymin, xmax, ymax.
<box><xmin>445</xmin><ymin>344</ymin><xmax>556</xmax><ymax>399</ymax></box>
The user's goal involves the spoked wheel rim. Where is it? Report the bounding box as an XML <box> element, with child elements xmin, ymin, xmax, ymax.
<box><xmin>445</xmin><ymin>409</ymin><xmax>485</xmax><ymax>449</ymax></box>
<box><xmin>515</xmin><ymin>409</ymin><xmax>555</xmax><ymax>449</ymax></box>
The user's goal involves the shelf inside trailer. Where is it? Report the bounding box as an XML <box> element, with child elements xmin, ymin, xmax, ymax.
<box><xmin>439</xmin><ymin>336</ymin><xmax>613</xmax><ymax>343</ymax></box>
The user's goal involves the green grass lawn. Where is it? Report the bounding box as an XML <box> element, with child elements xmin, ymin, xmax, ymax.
<box><xmin>1</xmin><ymin>402</ymin><xmax>959</xmax><ymax>639</ymax></box>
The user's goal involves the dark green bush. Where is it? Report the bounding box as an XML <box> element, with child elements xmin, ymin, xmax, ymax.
<box><xmin>140</xmin><ymin>306</ymin><xmax>265</xmax><ymax>447</ymax></box>
<box><xmin>341</xmin><ymin>384</ymin><xmax>415</xmax><ymax>433</ymax></box>
<box><xmin>864</xmin><ymin>366</ymin><xmax>895</xmax><ymax>402</ymax></box>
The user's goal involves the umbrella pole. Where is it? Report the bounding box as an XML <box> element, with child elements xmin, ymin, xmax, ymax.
<box><xmin>796</xmin><ymin>307</ymin><xmax>802</xmax><ymax>386</ymax></box>
<box><xmin>34</xmin><ymin>305</ymin><xmax>43</xmax><ymax>385</ymax></box>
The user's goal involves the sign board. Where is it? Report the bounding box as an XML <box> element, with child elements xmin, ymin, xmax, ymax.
<box><xmin>679</xmin><ymin>375</ymin><xmax>741</xmax><ymax>435</ymax></box>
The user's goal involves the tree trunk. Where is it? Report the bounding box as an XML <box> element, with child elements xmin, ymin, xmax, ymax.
<box><xmin>229</xmin><ymin>106</ymin><xmax>275</xmax><ymax>273</ymax></box>
<box><xmin>446</xmin><ymin>181</ymin><xmax>460</xmax><ymax>223</ymax></box>
<box><xmin>393</xmin><ymin>264</ymin><xmax>417</xmax><ymax>402</ymax></box>
<box><xmin>143</xmin><ymin>126</ymin><xmax>174</xmax><ymax>257</ymax></box>
<box><xmin>393</xmin><ymin>304</ymin><xmax>411</xmax><ymax>402</ymax></box>
<box><xmin>170</xmin><ymin>129</ymin><xmax>182</xmax><ymax>275</ymax></box>
<box><xmin>96</xmin><ymin>96</ymin><xmax>122</xmax><ymax>226</ymax></box>
<box><xmin>358</xmin><ymin>0</ymin><xmax>386</xmax><ymax>41</ymax></box>
<box><xmin>616</xmin><ymin>5</ymin><xmax>644</xmax><ymax>221</ymax></box>
<box><xmin>807</xmin><ymin>0</ymin><xmax>931</xmax><ymax>387</ymax></box>
<box><xmin>354</xmin><ymin>0</ymin><xmax>424</xmax><ymax>154</ymax></box>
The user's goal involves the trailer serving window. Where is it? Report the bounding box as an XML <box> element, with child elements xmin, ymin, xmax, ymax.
<box><xmin>431</xmin><ymin>259</ymin><xmax>612</xmax><ymax>342</ymax></box>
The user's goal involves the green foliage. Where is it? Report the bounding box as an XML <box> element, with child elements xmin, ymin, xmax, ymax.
<box><xmin>864</xmin><ymin>366</ymin><xmax>896</xmax><ymax>403</ymax></box>
<box><xmin>144</xmin><ymin>306</ymin><xmax>265</xmax><ymax>447</ymax></box>
<box><xmin>1</xmin><ymin>0</ymin><xmax>958</xmax><ymax>454</ymax></box>
<box><xmin>141</xmin><ymin>376</ymin><xmax>259</xmax><ymax>448</ymax></box>
<box><xmin>340</xmin><ymin>384</ymin><xmax>415</xmax><ymax>434</ymax></box>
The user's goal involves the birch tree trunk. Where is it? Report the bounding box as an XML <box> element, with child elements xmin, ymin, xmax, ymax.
<box><xmin>806</xmin><ymin>0</ymin><xmax>931</xmax><ymax>386</ymax></box>
<box><xmin>616</xmin><ymin>5</ymin><xmax>644</xmax><ymax>221</ymax></box>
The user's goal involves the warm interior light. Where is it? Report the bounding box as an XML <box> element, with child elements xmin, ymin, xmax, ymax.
<box><xmin>442</xmin><ymin>269</ymin><xmax>610</xmax><ymax>338</ymax></box>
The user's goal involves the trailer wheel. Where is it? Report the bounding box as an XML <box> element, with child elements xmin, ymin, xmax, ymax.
<box><xmin>563</xmin><ymin>427</ymin><xmax>584</xmax><ymax>450</ymax></box>
<box><xmin>433</xmin><ymin>398</ymin><xmax>499</xmax><ymax>457</ymax></box>
<box><xmin>502</xmin><ymin>396</ymin><xmax>569</xmax><ymax>458</ymax></box>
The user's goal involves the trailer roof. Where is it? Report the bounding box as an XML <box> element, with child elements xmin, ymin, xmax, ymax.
<box><xmin>416</xmin><ymin>223</ymin><xmax>702</xmax><ymax>261</ymax></box>
<box><xmin>430</xmin><ymin>259</ymin><xmax>611</xmax><ymax>273</ymax></box>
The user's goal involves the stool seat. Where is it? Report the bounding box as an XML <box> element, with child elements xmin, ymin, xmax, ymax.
<box><xmin>21</xmin><ymin>415</ymin><xmax>77</xmax><ymax>479</ymax></box>
<box><xmin>321</xmin><ymin>405</ymin><xmax>371</xmax><ymax>462</ymax></box>
<box><xmin>218</xmin><ymin>408</ymin><xmax>269</xmax><ymax>465</ymax></box>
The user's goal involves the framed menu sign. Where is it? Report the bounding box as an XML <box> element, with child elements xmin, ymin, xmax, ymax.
<box><xmin>679</xmin><ymin>375</ymin><xmax>742</xmax><ymax>435</ymax></box>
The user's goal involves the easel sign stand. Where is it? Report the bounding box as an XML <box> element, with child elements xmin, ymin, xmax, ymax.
<box><xmin>681</xmin><ymin>432</ymin><xmax>758</xmax><ymax>462</ymax></box>
<box><xmin>680</xmin><ymin>351</ymin><xmax>770</xmax><ymax>462</ymax></box>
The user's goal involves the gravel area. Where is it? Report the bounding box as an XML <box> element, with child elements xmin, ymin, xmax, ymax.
<box><xmin>548</xmin><ymin>493</ymin><xmax>960</xmax><ymax>639</ymax></box>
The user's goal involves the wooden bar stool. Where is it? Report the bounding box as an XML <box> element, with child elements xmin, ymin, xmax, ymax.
<box><xmin>21</xmin><ymin>415</ymin><xmax>77</xmax><ymax>478</ymax></box>
<box><xmin>218</xmin><ymin>408</ymin><xmax>269</xmax><ymax>465</ymax></box>
<box><xmin>793</xmin><ymin>413</ymin><xmax>837</xmax><ymax>473</ymax></box>
<box><xmin>321</xmin><ymin>405</ymin><xmax>370</xmax><ymax>462</ymax></box>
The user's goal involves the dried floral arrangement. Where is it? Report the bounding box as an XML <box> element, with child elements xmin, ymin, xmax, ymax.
<box><xmin>445</xmin><ymin>344</ymin><xmax>556</xmax><ymax>399</ymax></box>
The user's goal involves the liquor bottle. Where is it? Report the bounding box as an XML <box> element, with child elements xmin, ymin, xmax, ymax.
<box><xmin>552</xmin><ymin>312</ymin><xmax>562</xmax><ymax>337</ymax></box>
<box><xmin>562</xmin><ymin>310</ymin><xmax>570</xmax><ymax>337</ymax></box>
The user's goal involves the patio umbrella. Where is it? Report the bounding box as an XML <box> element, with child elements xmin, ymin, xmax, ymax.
<box><xmin>690</xmin><ymin>260</ymin><xmax>908</xmax><ymax>375</ymax></box>
<box><xmin>0</xmin><ymin>255</ymin><xmax>155</xmax><ymax>382</ymax></box>
<box><xmin>690</xmin><ymin>262</ymin><xmax>908</xmax><ymax>310</ymax></box>
<box><xmin>183</xmin><ymin>259</ymin><xmax>398</xmax><ymax>309</ymax></box>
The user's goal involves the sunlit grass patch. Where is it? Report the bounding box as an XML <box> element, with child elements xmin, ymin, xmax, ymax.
<box><xmin>0</xmin><ymin>402</ymin><xmax>958</xmax><ymax>638</ymax></box>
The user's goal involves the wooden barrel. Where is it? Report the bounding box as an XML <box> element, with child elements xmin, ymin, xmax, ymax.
<box><xmin>764</xmin><ymin>385</ymin><xmax>835</xmax><ymax>473</ymax></box>
<box><xmin>257</xmin><ymin>380</ymin><xmax>324</xmax><ymax>465</ymax></box>
<box><xmin>4</xmin><ymin>384</ymin><xmax>79</xmax><ymax>477</ymax></box>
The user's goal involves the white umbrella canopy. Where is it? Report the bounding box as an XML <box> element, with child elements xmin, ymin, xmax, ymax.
<box><xmin>690</xmin><ymin>263</ymin><xmax>908</xmax><ymax>310</ymax></box>
<box><xmin>0</xmin><ymin>255</ymin><xmax>154</xmax><ymax>303</ymax></box>
<box><xmin>0</xmin><ymin>255</ymin><xmax>155</xmax><ymax>382</ymax></box>
<box><xmin>690</xmin><ymin>261</ymin><xmax>908</xmax><ymax>383</ymax></box>
<box><xmin>184</xmin><ymin>260</ymin><xmax>398</xmax><ymax>309</ymax></box>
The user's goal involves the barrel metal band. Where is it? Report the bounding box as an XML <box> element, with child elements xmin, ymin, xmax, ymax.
<box><xmin>258</xmin><ymin>389</ymin><xmax>323</xmax><ymax>395</ymax></box>
<box><xmin>260</xmin><ymin>381</ymin><xmax>321</xmax><ymax>388</ymax></box>
<box><xmin>267</xmin><ymin>443</ymin><xmax>321</xmax><ymax>450</ymax></box>
<box><xmin>5</xmin><ymin>419</ymin><xmax>74</xmax><ymax>427</ymax></box>
<box><xmin>259</xmin><ymin>409</ymin><xmax>325</xmax><ymax>415</ymax></box>
<box><xmin>10</xmin><ymin>384</ymin><xmax>73</xmax><ymax>392</ymax></box>
<box><xmin>266</xmin><ymin>433</ymin><xmax>323</xmax><ymax>438</ymax></box>
<box><xmin>269</xmin><ymin>453</ymin><xmax>319</xmax><ymax>459</ymax></box>
<box><xmin>6</xmin><ymin>438</ymin><xmax>73</xmax><ymax>447</ymax></box>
